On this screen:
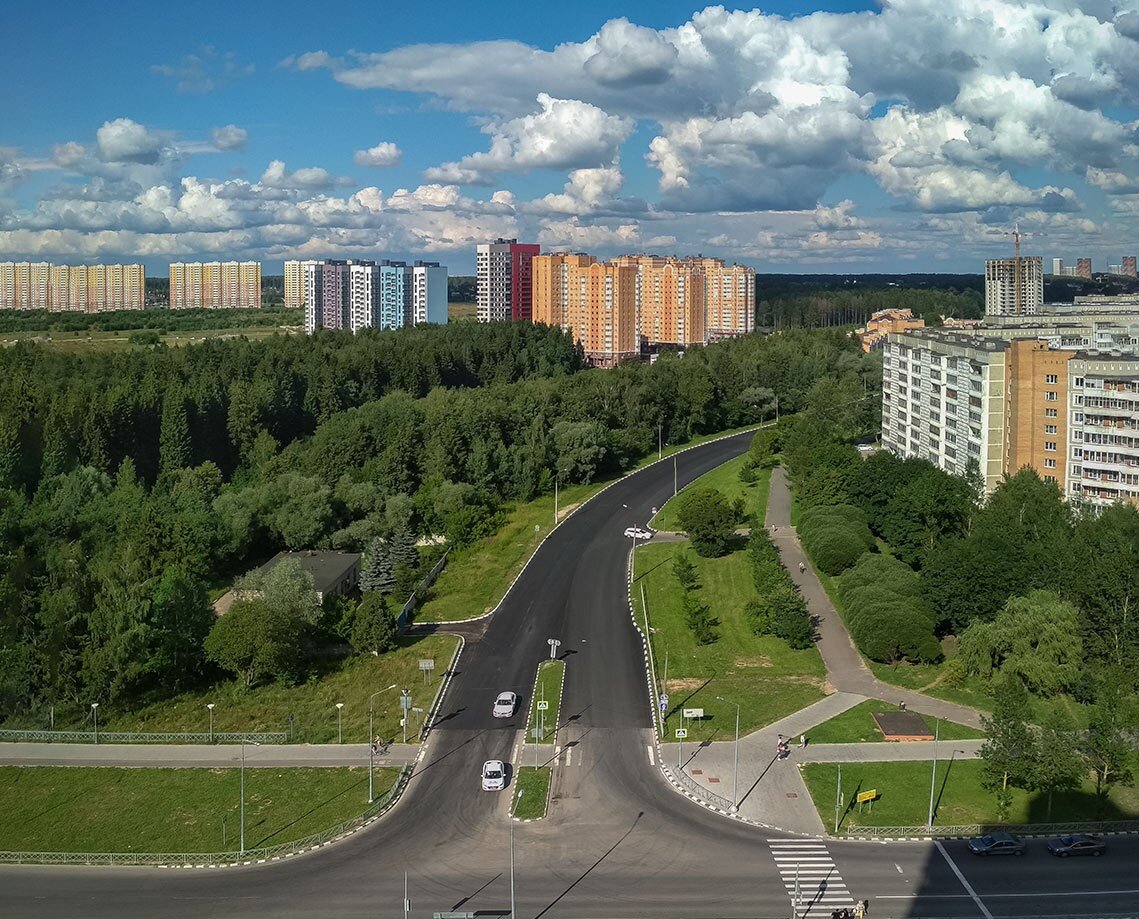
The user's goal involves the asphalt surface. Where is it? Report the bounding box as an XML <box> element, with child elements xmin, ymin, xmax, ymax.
<box><xmin>4</xmin><ymin>431</ymin><xmax>1139</xmax><ymax>918</ymax></box>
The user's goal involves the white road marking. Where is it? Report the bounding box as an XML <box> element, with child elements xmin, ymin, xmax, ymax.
<box><xmin>646</xmin><ymin>745</ymin><xmax>655</xmax><ymax>765</ymax></box>
<box><xmin>768</xmin><ymin>840</ymin><xmax>855</xmax><ymax>916</ymax></box>
<box><xmin>895</xmin><ymin>863</ymin><xmax>903</xmax><ymax>874</ymax></box>
<box><xmin>879</xmin><ymin>888</ymin><xmax>1139</xmax><ymax>900</ymax></box>
<box><xmin>935</xmin><ymin>840</ymin><xmax>994</xmax><ymax>919</ymax></box>
<box><xmin>566</xmin><ymin>746</ymin><xmax>573</xmax><ymax>766</ymax></box>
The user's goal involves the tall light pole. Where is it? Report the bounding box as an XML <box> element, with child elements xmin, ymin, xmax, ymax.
<box><xmin>553</xmin><ymin>472</ymin><xmax>558</xmax><ymax>527</ymax></box>
<box><xmin>335</xmin><ymin>702</ymin><xmax>344</xmax><ymax>744</ymax></box>
<box><xmin>240</xmin><ymin>738</ymin><xmax>261</xmax><ymax>854</ymax></box>
<box><xmin>511</xmin><ymin>790</ymin><xmax>523</xmax><ymax>919</ymax></box>
<box><xmin>716</xmin><ymin>696</ymin><xmax>741</xmax><ymax>812</ymax></box>
<box><xmin>927</xmin><ymin>717</ymin><xmax>940</xmax><ymax>829</ymax></box>
<box><xmin>673</xmin><ymin>455</ymin><xmax>678</xmax><ymax>495</ymax></box>
<box><xmin>90</xmin><ymin>703</ymin><xmax>99</xmax><ymax>744</ymax></box>
<box><xmin>206</xmin><ymin>703</ymin><xmax>215</xmax><ymax>744</ymax></box>
<box><xmin>400</xmin><ymin>689</ymin><xmax>411</xmax><ymax>744</ymax></box>
<box><xmin>369</xmin><ymin>684</ymin><xmax>397</xmax><ymax>803</ymax></box>
<box><xmin>658</xmin><ymin>424</ymin><xmax>663</xmax><ymax>461</ymax></box>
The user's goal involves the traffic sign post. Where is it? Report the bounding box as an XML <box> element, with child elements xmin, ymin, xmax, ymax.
<box><xmin>536</xmin><ymin>700</ymin><xmax>549</xmax><ymax>711</ymax></box>
<box><xmin>547</xmin><ymin>638</ymin><xmax>561</xmax><ymax>660</ymax></box>
<box><xmin>418</xmin><ymin>659</ymin><xmax>435</xmax><ymax>685</ymax></box>
<box><xmin>400</xmin><ymin>689</ymin><xmax>411</xmax><ymax>743</ymax></box>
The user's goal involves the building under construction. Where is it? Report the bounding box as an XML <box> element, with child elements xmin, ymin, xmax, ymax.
<box><xmin>985</xmin><ymin>256</ymin><xmax>1043</xmax><ymax>316</ymax></box>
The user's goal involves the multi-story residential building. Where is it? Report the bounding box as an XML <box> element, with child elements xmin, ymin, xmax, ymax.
<box><xmin>377</xmin><ymin>262</ymin><xmax>405</xmax><ymax>330</ymax></box>
<box><xmin>531</xmin><ymin>253</ymin><xmax>637</xmax><ymax>364</ymax></box>
<box><xmin>476</xmin><ymin>238</ymin><xmax>539</xmax><ymax>323</ymax></box>
<box><xmin>685</xmin><ymin>257</ymin><xmax>756</xmax><ymax>338</ymax></box>
<box><xmin>1124</xmin><ymin>256</ymin><xmax>1137</xmax><ymax>278</ymax></box>
<box><xmin>856</xmin><ymin>308</ymin><xmax>926</xmax><ymax>352</ymax></box>
<box><xmin>1052</xmin><ymin>257</ymin><xmax>1064</xmax><ymax>276</ymax></box>
<box><xmin>883</xmin><ymin>324</ymin><xmax>1139</xmax><ymax>507</ymax></box>
<box><xmin>985</xmin><ymin>257</ymin><xmax>1043</xmax><ymax>316</ymax></box>
<box><xmin>1076</xmin><ymin>257</ymin><xmax>1093</xmax><ymax>279</ymax></box>
<box><xmin>48</xmin><ymin>263</ymin><xmax>145</xmax><ymax>311</ymax></box>
<box><xmin>169</xmin><ymin>262</ymin><xmax>260</xmax><ymax>309</ymax></box>
<box><xmin>304</xmin><ymin>260</ymin><xmax>354</xmax><ymax>333</ymax></box>
<box><xmin>407</xmin><ymin>261</ymin><xmax>448</xmax><ymax>325</ymax></box>
<box><xmin>306</xmin><ymin>258</ymin><xmax>448</xmax><ymax>334</ymax></box>
<box><xmin>284</xmin><ymin>260</ymin><xmax>319</xmax><ymax>310</ymax></box>
<box><xmin>612</xmin><ymin>255</ymin><xmax>705</xmax><ymax>347</ymax></box>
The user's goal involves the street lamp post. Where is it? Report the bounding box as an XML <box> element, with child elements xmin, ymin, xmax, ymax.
<box><xmin>90</xmin><ymin>703</ymin><xmax>99</xmax><ymax>744</ymax></box>
<box><xmin>335</xmin><ymin>702</ymin><xmax>344</xmax><ymax>744</ymax></box>
<box><xmin>400</xmin><ymin>689</ymin><xmax>411</xmax><ymax>744</ymax></box>
<box><xmin>716</xmin><ymin>696</ymin><xmax>741</xmax><ymax>812</ymax></box>
<box><xmin>927</xmin><ymin>717</ymin><xmax>941</xmax><ymax>829</ymax></box>
<box><xmin>511</xmin><ymin>790</ymin><xmax>523</xmax><ymax>919</ymax></box>
<box><xmin>206</xmin><ymin>703</ymin><xmax>215</xmax><ymax>744</ymax></box>
<box><xmin>553</xmin><ymin>473</ymin><xmax>558</xmax><ymax>527</ymax></box>
<box><xmin>368</xmin><ymin>684</ymin><xmax>398</xmax><ymax>803</ymax></box>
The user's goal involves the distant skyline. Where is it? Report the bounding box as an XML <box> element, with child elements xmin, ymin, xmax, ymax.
<box><xmin>4</xmin><ymin>1</ymin><xmax>1139</xmax><ymax>274</ymax></box>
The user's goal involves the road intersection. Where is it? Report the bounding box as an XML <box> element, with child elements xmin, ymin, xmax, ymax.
<box><xmin>3</xmin><ymin>431</ymin><xmax>1138</xmax><ymax>918</ymax></box>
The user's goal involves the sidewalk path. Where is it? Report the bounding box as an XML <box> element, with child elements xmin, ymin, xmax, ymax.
<box><xmin>0</xmin><ymin>742</ymin><xmax>418</xmax><ymax>768</ymax></box>
<box><xmin>764</xmin><ymin>466</ymin><xmax>983</xmax><ymax>730</ymax></box>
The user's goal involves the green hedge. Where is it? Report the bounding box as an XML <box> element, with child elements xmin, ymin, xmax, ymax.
<box><xmin>838</xmin><ymin>552</ymin><xmax>942</xmax><ymax>664</ymax></box>
<box><xmin>798</xmin><ymin>504</ymin><xmax>874</xmax><ymax>575</ymax></box>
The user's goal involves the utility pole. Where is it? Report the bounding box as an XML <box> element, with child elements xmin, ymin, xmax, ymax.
<box><xmin>835</xmin><ymin>763</ymin><xmax>842</xmax><ymax>834</ymax></box>
<box><xmin>553</xmin><ymin>473</ymin><xmax>558</xmax><ymax>527</ymax></box>
<box><xmin>658</xmin><ymin>424</ymin><xmax>662</xmax><ymax>461</ymax></box>
<box><xmin>511</xmin><ymin>792</ymin><xmax>522</xmax><ymax>919</ymax></box>
<box><xmin>91</xmin><ymin>703</ymin><xmax>99</xmax><ymax>744</ymax></box>
<box><xmin>673</xmin><ymin>455</ymin><xmax>678</xmax><ymax>496</ymax></box>
<box><xmin>927</xmin><ymin>717</ymin><xmax>941</xmax><ymax>829</ymax></box>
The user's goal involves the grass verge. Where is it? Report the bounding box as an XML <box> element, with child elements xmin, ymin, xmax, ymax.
<box><xmin>91</xmin><ymin>635</ymin><xmax>459</xmax><ymax>743</ymax></box>
<box><xmin>418</xmin><ymin>424</ymin><xmax>761</xmax><ymax>622</ymax></box>
<box><xmin>0</xmin><ymin>765</ymin><xmax>396</xmax><ymax>853</ymax></box>
<box><xmin>511</xmin><ymin>766</ymin><xmax>551</xmax><ymax>820</ymax></box>
<box><xmin>528</xmin><ymin>660</ymin><xmax>565</xmax><ymax>742</ymax></box>
<box><xmin>801</xmin><ymin>759</ymin><xmax>1139</xmax><ymax>832</ymax></box>
<box><xmin>805</xmin><ymin>699</ymin><xmax>984</xmax><ymax>745</ymax></box>
<box><xmin>634</xmin><ymin>540</ymin><xmax>826</xmax><ymax>742</ymax></box>
<box><xmin>650</xmin><ymin>456</ymin><xmax>770</xmax><ymax>531</ymax></box>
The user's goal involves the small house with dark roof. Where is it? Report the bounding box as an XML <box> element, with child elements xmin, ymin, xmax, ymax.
<box><xmin>258</xmin><ymin>550</ymin><xmax>362</xmax><ymax>604</ymax></box>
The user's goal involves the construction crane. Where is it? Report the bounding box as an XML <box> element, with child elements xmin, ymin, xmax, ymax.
<box><xmin>1002</xmin><ymin>223</ymin><xmax>1042</xmax><ymax>315</ymax></box>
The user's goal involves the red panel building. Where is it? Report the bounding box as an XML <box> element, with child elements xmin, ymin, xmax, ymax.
<box><xmin>510</xmin><ymin>242</ymin><xmax>540</xmax><ymax>321</ymax></box>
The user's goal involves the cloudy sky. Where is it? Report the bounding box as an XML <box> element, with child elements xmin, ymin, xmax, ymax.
<box><xmin>4</xmin><ymin>0</ymin><xmax>1139</xmax><ymax>274</ymax></box>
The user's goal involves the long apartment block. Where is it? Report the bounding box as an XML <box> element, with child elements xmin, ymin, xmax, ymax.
<box><xmin>169</xmin><ymin>261</ymin><xmax>261</xmax><ymax>309</ymax></box>
<box><xmin>1</xmin><ymin>261</ymin><xmax>144</xmax><ymax>311</ymax></box>
<box><xmin>883</xmin><ymin>323</ymin><xmax>1139</xmax><ymax>507</ymax></box>
<box><xmin>303</xmin><ymin>259</ymin><xmax>447</xmax><ymax>334</ymax></box>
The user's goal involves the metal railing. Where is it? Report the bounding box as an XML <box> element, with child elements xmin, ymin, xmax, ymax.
<box><xmin>661</xmin><ymin>762</ymin><xmax>735</xmax><ymax>813</ymax></box>
<box><xmin>397</xmin><ymin>550</ymin><xmax>449</xmax><ymax>631</ymax></box>
<box><xmin>840</xmin><ymin>819</ymin><xmax>1139</xmax><ymax>839</ymax></box>
<box><xmin>0</xmin><ymin>730</ymin><xmax>287</xmax><ymax>745</ymax></box>
<box><xmin>0</xmin><ymin>764</ymin><xmax>411</xmax><ymax>867</ymax></box>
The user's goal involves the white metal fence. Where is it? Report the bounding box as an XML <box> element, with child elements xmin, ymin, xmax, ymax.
<box><xmin>840</xmin><ymin>820</ymin><xmax>1139</xmax><ymax>838</ymax></box>
<box><xmin>0</xmin><ymin>730</ymin><xmax>287</xmax><ymax>744</ymax></box>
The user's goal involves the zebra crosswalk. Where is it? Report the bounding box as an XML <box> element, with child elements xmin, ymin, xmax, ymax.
<box><xmin>767</xmin><ymin>838</ymin><xmax>856</xmax><ymax>916</ymax></box>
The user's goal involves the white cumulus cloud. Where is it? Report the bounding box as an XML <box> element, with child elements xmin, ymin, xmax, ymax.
<box><xmin>354</xmin><ymin>142</ymin><xmax>402</xmax><ymax>167</ymax></box>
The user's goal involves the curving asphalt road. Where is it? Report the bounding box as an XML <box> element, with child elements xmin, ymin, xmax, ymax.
<box><xmin>4</xmin><ymin>430</ymin><xmax>1139</xmax><ymax>919</ymax></box>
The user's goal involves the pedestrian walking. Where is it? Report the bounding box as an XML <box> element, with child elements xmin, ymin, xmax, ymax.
<box><xmin>800</xmin><ymin>734</ymin><xmax>807</xmax><ymax>748</ymax></box>
<box><xmin>898</xmin><ymin>700</ymin><xmax>906</xmax><ymax>712</ymax></box>
<box><xmin>854</xmin><ymin>900</ymin><xmax>865</xmax><ymax>918</ymax></box>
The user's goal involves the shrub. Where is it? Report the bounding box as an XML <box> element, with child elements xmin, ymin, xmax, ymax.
<box><xmin>852</xmin><ymin>604</ymin><xmax>942</xmax><ymax>663</ymax></box>
<box><xmin>837</xmin><ymin>551</ymin><xmax>942</xmax><ymax>664</ymax></box>
<box><xmin>798</xmin><ymin>504</ymin><xmax>874</xmax><ymax>575</ymax></box>
<box><xmin>676</xmin><ymin>486</ymin><xmax>738</xmax><ymax>557</ymax></box>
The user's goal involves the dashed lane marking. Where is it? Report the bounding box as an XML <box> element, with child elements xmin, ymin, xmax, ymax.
<box><xmin>646</xmin><ymin>745</ymin><xmax>655</xmax><ymax>765</ymax></box>
<box><xmin>768</xmin><ymin>839</ymin><xmax>855</xmax><ymax>917</ymax></box>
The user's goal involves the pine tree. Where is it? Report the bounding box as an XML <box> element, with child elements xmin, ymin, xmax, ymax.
<box><xmin>350</xmin><ymin>592</ymin><xmax>399</xmax><ymax>655</ymax></box>
<box><xmin>390</xmin><ymin>526</ymin><xmax>420</xmax><ymax>570</ymax></box>
<box><xmin>159</xmin><ymin>389</ymin><xmax>191</xmax><ymax>474</ymax></box>
<box><xmin>360</xmin><ymin>536</ymin><xmax>395</xmax><ymax>593</ymax></box>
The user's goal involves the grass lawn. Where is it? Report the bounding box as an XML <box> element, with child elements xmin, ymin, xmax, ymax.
<box><xmin>0</xmin><ymin>326</ymin><xmax>298</xmax><ymax>353</ymax></box>
<box><xmin>418</xmin><ymin>423</ymin><xmax>761</xmax><ymax>622</ymax></box>
<box><xmin>87</xmin><ymin>635</ymin><xmax>459</xmax><ymax>744</ymax></box>
<box><xmin>511</xmin><ymin>766</ymin><xmax>551</xmax><ymax>820</ymax></box>
<box><xmin>448</xmin><ymin>302</ymin><xmax>477</xmax><ymax>321</ymax></box>
<box><xmin>528</xmin><ymin>660</ymin><xmax>565</xmax><ymax>742</ymax></box>
<box><xmin>806</xmin><ymin>700</ymin><xmax>984</xmax><ymax>745</ymax></box>
<box><xmin>650</xmin><ymin>456</ymin><xmax>771</xmax><ymax>531</ymax></box>
<box><xmin>801</xmin><ymin>759</ymin><xmax>1139</xmax><ymax>833</ymax></box>
<box><xmin>634</xmin><ymin>540</ymin><xmax>826</xmax><ymax>742</ymax></box>
<box><xmin>0</xmin><ymin>765</ymin><xmax>397</xmax><ymax>853</ymax></box>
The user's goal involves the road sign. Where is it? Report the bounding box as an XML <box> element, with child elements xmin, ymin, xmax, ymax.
<box><xmin>531</xmin><ymin>727</ymin><xmax>543</xmax><ymax>740</ymax></box>
<box><xmin>651</xmin><ymin>506</ymin><xmax>658</xmax><ymax>515</ymax></box>
<box><xmin>537</xmin><ymin>700</ymin><xmax>549</xmax><ymax>711</ymax></box>
<box><xmin>675</xmin><ymin>728</ymin><xmax>688</xmax><ymax>739</ymax></box>
<box><xmin>411</xmin><ymin>707</ymin><xmax>424</xmax><ymax>714</ymax></box>
<box><xmin>400</xmin><ymin>691</ymin><xmax>412</xmax><ymax>710</ymax></box>
<box><xmin>682</xmin><ymin>708</ymin><xmax>704</xmax><ymax>719</ymax></box>
<box><xmin>547</xmin><ymin>638</ymin><xmax>561</xmax><ymax>659</ymax></box>
<box><xmin>660</xmin><ymin>693</ymin><xmax>669</xmax><ymax>708</ymax></box>
<box><xmin>418</xmin><ymin>659</ymin><xmax>435</xmax><ymax>671</ymax></box>
<box><xmin>856</xmin><ymin>789</ymin><xmax>878</xmax><ymax>804</ymax></box>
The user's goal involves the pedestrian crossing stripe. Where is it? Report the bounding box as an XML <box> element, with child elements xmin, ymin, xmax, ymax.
<box><xmin>768</xmin><ymin>840</ymin><xmax>855</xmax><ymax>917</ymax></box>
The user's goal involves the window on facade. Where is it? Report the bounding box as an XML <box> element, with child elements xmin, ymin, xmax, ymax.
<box><xmin>1044</xmin><ymin>459</ymin><xmax>1056</xmax><ymax>469</ymax></box>
<box><xmin>1045</xmin><ymin>408</ymin><xmax>1057</xmax><ymax>418</ymax></box>
<box><xmin>1045</xmin><ymin>441</ymin><xmax>1057</xmax><ymax>451</ymax></box>
<box><xmin>1044</xmin><ymin>474</ymin><xmax>1056</xmax><ymax>483</ymax></box>
<box><xmin>1045</xmin><ymin>391</ymin><xmax>1057</xmax><ymax>401</ymax></box>
<box><xmin>1045</xmin><ymin>374</ymin><xmax>1058</xmax><ymax>384</ymax></box>
<box><xmin>1045</xmin><ymin>425</ymin><xmax>1057</xmax><ymax>435</ymax></box>
<box><xmin>1074</xmin><ymin>377</ymin><xmax>1084</xmax><ymax>387</ymax></box>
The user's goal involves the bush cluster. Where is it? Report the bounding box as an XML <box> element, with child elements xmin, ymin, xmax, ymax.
<box><xmin>797</xmin><ymin>504</ymin><xmax>874</xmax><ymax>575</ymax></box>
<box><xmin>744</xmin><ymin>531</ymin><xmax>814</xmax><ymax>649</ymax></box>
<box><xmin>838</xmin><ymin>553</ymin><xmax>942</xmax><ymax>663</ymax></box>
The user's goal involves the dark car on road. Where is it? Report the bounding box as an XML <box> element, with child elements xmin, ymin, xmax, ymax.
<box><xmin>1047</xmin><ymin>834</ymin><xmax>1105</xmax><ymax>857</ymax></box>
<box><xmin>968</xmin><ymin>832</ymin><xmax>1025</xmax><ymax>856</ymax></box>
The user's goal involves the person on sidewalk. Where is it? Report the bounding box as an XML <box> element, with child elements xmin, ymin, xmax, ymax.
<box><xmin>800</xmin><ymin>734</ymin><xmax>807</xmax><ymax>748</ymax></box>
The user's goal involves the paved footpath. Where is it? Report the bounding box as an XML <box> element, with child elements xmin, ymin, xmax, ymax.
<box><xmin>0</xmin><ymin>742</ymin><xmax>418</xmax><ymax>768</ymax></box>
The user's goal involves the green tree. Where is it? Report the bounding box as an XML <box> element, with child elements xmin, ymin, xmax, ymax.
<box><xmin>672</xmin><ymin>550</ymin><xmax>699</xmax><ymax>592</ymax></box>
<box><xmin>147</xmin><ymin>571</ymin><xmax>213</xmax><ymax>692</ymax></box>
<box><xmin>676</xmin><ymin>487</ymin><xmax>737</xmax><ymax>557</ymax></box>
<box><xmin>361</xmin><ymin>536</ymin><xmax>395</xmax><ymax>593</ymax></box>
<box><xmin>979</xmin><ymin>679</ymin><xmax>1036</xmax><ymax>820</ymax></box>
<box><xmin>159</xmin><ymin>389</ymin><xmax>191</xmax><ymax>475</ymax></box>
<box><xmin>1029</xmin><ymin>711</ymin><xmax>1083</xmax><ymax>820</ymax></box>
<box><xmin>203</xmin><ymin>598</ymin><xmax>301</xmax><ymax>688</ymax></box>
<box><xmin>1084</xmin><ymin>678</ymin><xmax>1135</xmax><ymax>815</ymax></box>
<box><xmin>350</xmin><ymin>592</ymin><xmax>399</xmax><ymax>655</ymax></box>
<box><xmin>552</xmin><ymin>420</ymin><xmax>611</xmax><ymax>484</ymax></box>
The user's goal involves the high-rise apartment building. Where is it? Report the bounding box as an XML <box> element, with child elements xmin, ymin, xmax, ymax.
<box><xmin>985</xmin><ymin>257</ymin><xmax>1043</xmax><ymax>316</ymax></box>
<box><xmin>531</xmin><ymin>253</ymin><xmax>637</xmax><ymax>364</ymax></box>
<box><xmin>306</xmin><ymin>258</ymin><xmax>448</xmax><ymax>334</ymax></box>
<box><xmin>1076</xmin><ymin>257</ymin><xmax>1093</xmax><ymax>279</ymax></box>
<box><xmin>169</xmin><ymin>262</ymin><xmax>261</xmax><ymax>309</ymax></box>
<box><xmin>408</xmin><ymin>261</ymin><xmax>448</xmax><ymax>325</ymax></box>
<box><xmin>0</xmin><ymin>262</ymin><xmax>50</xmax><ymax>310</ymax></box>
<box><xmin>1124</xmin><ymin>257</ymin><xmax>1136</xmax><ymax>278</ymax></box>
<box><xmin>284</xmin><ymin>260</ymin><xmax>319</xmax><ymax>310</ymax></box>
<box><xmin>1052</xmin><ymin>257</ymin><xmax>1064</xmax><ymax>276</ymax></box>
<box><xmin>476</xmin><ymin>239</ymin><xmax>539</xmax><ymax>322</ymax></box>
<box><xmin>882</xmin><ymin>323</ymin><xmax>1139</xmax><ymax>507</ymax></box>
<box><xmin>686</xmin><ymin>257</ymin><xmax>756</xmax><ymax>338</ymax></box>
<box><xmin>613</xmin><ymin>255</ymin><xmax>705</xmax><ymax>346</ymax></box>
<box><xmin>48</xmin><ymin>263</ymin><xmax>145</xmax><ymax>312</ymax></box>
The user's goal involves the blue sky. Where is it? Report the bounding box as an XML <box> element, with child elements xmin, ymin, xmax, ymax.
<box><xmin>3</xmin><ymin>0</ymin><xmax>1139</xmax><ymax>275</ymax></box>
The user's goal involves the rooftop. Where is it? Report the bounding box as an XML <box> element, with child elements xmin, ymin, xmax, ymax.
<box><xmin>259</xmin><ymin>550</ymin><xmax>361</xmax><ymax>593</ymax></box>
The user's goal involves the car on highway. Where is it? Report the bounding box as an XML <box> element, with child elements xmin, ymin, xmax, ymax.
<box><xmin>492</xmin><ymin>691</ymin><xmax>517</xmax><ymax>718</ymax></box>
<box><xmin>968</xmin><ymin>833</ymin><xmax>1025</xmax><ymax>856</ymax></box>
<box><xmin>481</xmin><ymin>759</ymin><xmax>506</xmax><ymax>792</ymax></box>
<box><xmin>623</xmin><ymin>527</ymin><xmax>653</xmax><ymax>539</ymax></box>
<box><xmin>1047</xmin><ymin>834</ymin><xmax>1105</xmax><ymax>857</ymax></box>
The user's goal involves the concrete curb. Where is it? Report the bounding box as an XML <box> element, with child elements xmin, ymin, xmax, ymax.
<box><xmin>511</xmin><ymin>659</ymin><xmax>565</xmax><ymax>821</ymax></box>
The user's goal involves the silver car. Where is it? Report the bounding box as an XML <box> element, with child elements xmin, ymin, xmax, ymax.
<box><xmin>492</xmin><ymin>691</ymin><xmax>517</xmax><ymax>718</ymax></box>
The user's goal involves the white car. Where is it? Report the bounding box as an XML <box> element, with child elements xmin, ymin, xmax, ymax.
<box><xmin>482</xmin><ymin>759</ymin><xmax>506</xmax><ymax>791</ymax></box>
<box><xmin>623</xmin><ymin>526</ymin><xmax>637</xmax><ymax>537</ymax></box>
<box><xmin>492</xmin><ymin>691</ymin><xmax>517</xmax><ymax>718</ymax></box>
<box><xmin>624</xmin><ymin>527</ymin><xmax>653</xmax><ymax>539</ymax></box>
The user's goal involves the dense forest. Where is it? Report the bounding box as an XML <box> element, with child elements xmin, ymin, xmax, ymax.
<box><xmin>0</xmin><ymin>323</ymin><xmax>877</xmax><ymax>721</ymax></box>
<box><xmin>0</xmin><ymin>306</ymin><xmax>301</xmax><ymax>335</ymax></box>
<box><xmin>759</xmin><ymin>285</ymin><xmax>984</xmax><ymax>329</ymax></box>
